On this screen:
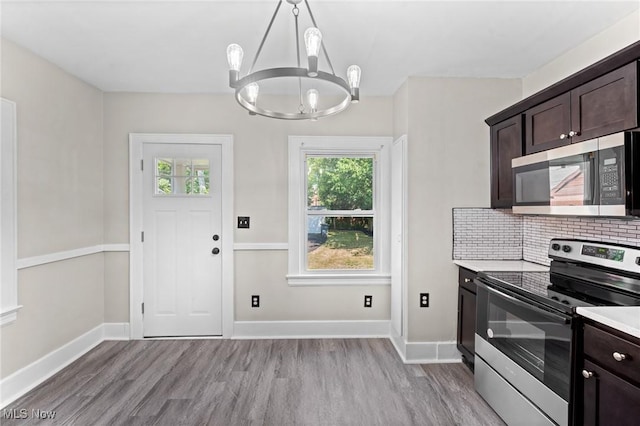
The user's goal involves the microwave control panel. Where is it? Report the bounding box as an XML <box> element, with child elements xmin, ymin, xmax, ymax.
<box><xmin>599</xmin><ymin>151</ymin><xmax>624</xmax><ymax>204</ymax></box>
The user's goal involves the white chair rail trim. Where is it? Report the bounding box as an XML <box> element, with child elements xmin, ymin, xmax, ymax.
<box><xmin>16</xmin><ymin>244</ymin><xmax>130</xmax><ymax>270</ymax></box>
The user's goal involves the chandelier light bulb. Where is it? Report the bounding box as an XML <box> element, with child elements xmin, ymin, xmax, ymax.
<box><xmin>304</xmin><ymin>27</ymin><xmax>322</xmax><ymax>57</ymax></box>
<box><xmin>347</xmin><ymin>65</ymin><xmax>361</xmax><ymax>89</ymax></box>
<box><xmin>227</xmin><ymin>44</ymin><xmax>244</xmax><ymax>71</ymax></box>
<box><xmin>227</xmin><ymin>44</ymin><xmax>244</xmax><ymax>87</ymax></box>
<box><xmin>307</xmin><ymin>89</ymin><xmax>319</xmax><ymax>112</ymax></box>
<box><xmin>304</xmin><ymin>27</ymin><xmax>322</xmax><ymax>77</ymax></box>
<box><xmin>347</xmin><ymin>65</ymin><xmax>361</xmax><ymax>103</ymax></box>
<box><xmin>245</xmin><ymin>83</ymin><xmax>259</xmax><ymax>105</ymax></box>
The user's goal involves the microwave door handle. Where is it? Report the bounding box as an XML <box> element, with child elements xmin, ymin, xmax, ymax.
<box><xmin>480</xmin><ymin>282</ymin><xmax>571</xmax><ymax>324</ymax></box>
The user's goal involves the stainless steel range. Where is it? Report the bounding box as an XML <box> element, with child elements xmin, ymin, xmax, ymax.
<box><xmin>474</xmin><ymin>239</ymin><xmax>640</xmax><ymax>426</ymax></box>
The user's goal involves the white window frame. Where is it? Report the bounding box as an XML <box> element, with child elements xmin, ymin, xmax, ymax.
<box><xmin>287</xmin><ymin>136</ymin><xmax>392</xmax><ymax>286</ymax></box>
<box><xmin>1</xmin><ymin>98</ymin><xmax>20</xmax><ymax>325</ymax></box>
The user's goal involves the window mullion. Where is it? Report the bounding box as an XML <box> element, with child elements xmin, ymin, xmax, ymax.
<box><xmin>306</xmin><ymin>209</ymin><xmax>374</xmax><ymax>216</ymax></box>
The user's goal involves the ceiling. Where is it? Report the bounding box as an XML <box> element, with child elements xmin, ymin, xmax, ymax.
<box><xmin>1</xmin><ymin>0</ymin><xmax>639</xmax><ymax>96</ymax></box>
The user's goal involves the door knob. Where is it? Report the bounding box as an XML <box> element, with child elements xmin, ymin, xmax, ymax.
<box><xmin>569</xmin><ymin>130</ymin><xmax>580</xmax><ymax>137</ymax></box>
<box><xmin>213</xmin><ymin>234</ymin><xmax>220</xmax><ymax>241</ymax></box>
<box><xmin>560</xmin><ymin>133</ymin><xmax>567</xmax><ymax>139</ymax></box>
<box><xmin>212</xmin><ymin>247</ymin><xmax>220</xmax><ymax>255</ymax></box>
<box><xmin>582</xmin><ymin>370</ymin><xmax>594</xmax><ymax>379</ymax></box>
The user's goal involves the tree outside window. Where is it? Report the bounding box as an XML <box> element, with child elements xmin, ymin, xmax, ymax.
<box><xmin>306</xmin><ymin>156</ymin><xmax>374</xmax><ymax>270</ymax></box>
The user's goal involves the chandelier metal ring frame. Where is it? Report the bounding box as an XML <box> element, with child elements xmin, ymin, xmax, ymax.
<box><xmin>226</xmin><ymin>0</ymin><xmax>361</xmax><ymax>120</ymax></box>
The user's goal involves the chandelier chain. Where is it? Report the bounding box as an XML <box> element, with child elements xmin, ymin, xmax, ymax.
<box><xmin>303</xmin><ymin>0</ymin><xmax>335</xmax><ymax>75</ymax></box>
<box><xmin>293</xmin><ymin>5</ymin><xmax>301</xmax><ymax>68</ymax></box>
<box><xmin>249</xmin><ymin>0</ymin><xmax>284</xmax><ymax>74</ymax></box>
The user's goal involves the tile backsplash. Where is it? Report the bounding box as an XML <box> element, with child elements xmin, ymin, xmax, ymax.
<box><xmin>523</xmin><ymin>216</ymin><xmax>640</xmax><ymax>265</ymax></box>
<box><xmin>453</xmin><ymin>209</ymin><xmax>522</xmax><ymax>260</ymax></box>
<box><xmin>453</xmin><ymin>208</ymin><xmax>640</xmax><ymax>266</ymax></box>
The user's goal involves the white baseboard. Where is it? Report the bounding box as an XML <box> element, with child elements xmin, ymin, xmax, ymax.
<box><xmin>233</xmin><ymin>320</ymin><xmax>391</xmax><ymax>339</ymax></box>
<box><xmin>389</xmin><ymin>328</ymin><xmax>408</xmax><ymax>361</ymax></box>
<box><xmin>0</xmin><ymin>322</ymin><xmax>130</xmax><ymax>408</ymax></box>
<box><xmin>390</xmin><ymin>330</ymin><xmax>461</xmax><ymax>364</ymax></box>
<box><xmin>102</xmin><ymin>322</ymin><xmax>130</xmax><ymax>340</ymax></box>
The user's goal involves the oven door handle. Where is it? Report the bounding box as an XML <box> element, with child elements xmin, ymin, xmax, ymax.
<box><xmin>478</xmin><ymin>281</ymin><xmax>571</xmax><ymax>324</ymax></box>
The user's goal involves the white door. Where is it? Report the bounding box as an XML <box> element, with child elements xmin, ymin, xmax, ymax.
<box><xmin>142</xmin><ymin>142</ymin><xmax>223</xmax><ymax>337</ymax></box>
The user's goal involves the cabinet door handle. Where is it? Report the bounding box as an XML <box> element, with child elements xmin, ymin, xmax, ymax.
<box><xmin>569</xmin><ymin>130</ymin><xmax>580</xmax><ymax>137</ymax></box>
<box><xmin>613</xmin><ymin>352</ymin><xmax>627</xmax><ymax>362</ymax></box>
<box><xmin>582</xmin><ymin>370</ymin><xmax>594</xmax><ymax>379</ymax></box>
<box><xmin>464</xmin><ymin>278</ymin><xmax>472</xmax><ymax>283</ymax></box>
<box><xmin>560</xmin><ymin>133</ymin><xmax>567</xmax><ymax>139</ymax></box>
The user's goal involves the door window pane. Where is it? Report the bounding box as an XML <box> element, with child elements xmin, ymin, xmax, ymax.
<box><xmin>155</xmin><ymin>158</ymin><xmax>210</xmax><ymax>196</ymax></box>
<box><xmin>307</xmin><ymin>216</ymin><xmax>374</xmax><ymax>270</ymax></box>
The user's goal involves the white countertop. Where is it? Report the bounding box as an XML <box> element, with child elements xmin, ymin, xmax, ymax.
<box><xmin>577</xmin><ymin>306</ymin><xmax>640</xmax><ymax>339</ymax></box>
<box><xmin>453</xmin><ymin>259</ymin><xmax>549</xmax><ymax>273</ymax></box>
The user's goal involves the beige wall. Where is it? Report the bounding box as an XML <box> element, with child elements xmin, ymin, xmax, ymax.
<box><xmin>1</xmin><ymin>39</ymin><xmax>105</xmax><ymax>377</ymax></box>
<box><xmin>103</xmin><ymin>92</ymin><xmax>393</xmax><ymax>321</ymax></box>
<box><xmin>1</xmin><ymin>256</ymin><xmax>104</xmax><ymax>377</ymax></box>
<box><xmin>393</xmin><ymin>80</ymin><xmax>409</xmax><ymax>139</ymax></box>
<box><xmin>523</xmin><ymin>10</ymin><xmax>640</xmax><ymax>97</ymax></box>
<box><xmin>402</xmin><ymin>77</ymin><xmax>522</xmax><ymax>342</ymax></box>
<box><xmin>104</xmin><ymin>252</ymin><xmax>129</xmax><ymax>322</ymax></box>
<box><xmin>2</xmin><ymin>40</ymin><xmax>104</xmax><ymax>257</ymax></box>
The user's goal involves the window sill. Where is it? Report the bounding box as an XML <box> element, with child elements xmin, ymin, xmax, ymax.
<box><xmin>286</xmin><ymin>274</ymin><xmax>391</xmax><ymax>286</ymax></box>
<box><xmin>1</xmin><ymin>305</ymin><xmax>23</xmax><ymax>326</ymax></box>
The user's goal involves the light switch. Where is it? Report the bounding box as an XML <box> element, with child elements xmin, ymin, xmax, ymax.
<box><xmin>238</xmin><ymin>216</ymin><xmax>250</xmax><ymax>229</ymax></box>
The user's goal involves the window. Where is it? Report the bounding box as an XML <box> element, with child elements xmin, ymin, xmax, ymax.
<box><xmin>155</xmin><ymin>157</ymin><xmax>210</xmax><ymax>196</ymax></box>
<box><xmin>288</xmin><ymin>136</ymin><xmax>392</xmax><ymax>285</ymax></box>
<box><xmin>307</xmin><ymin>156</ymin><xmax>374</xmax><ymax>270</ymax></box>
<box><xmin>1</xmin><ymin>98</ymin><xmax>19</xmax><ymax>325</ymax></box>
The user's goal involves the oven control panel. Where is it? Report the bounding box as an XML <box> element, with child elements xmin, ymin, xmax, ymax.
<box><xmin>581</xmin><ymin>244</ymin><xmax>625</xmax><ymax>262</ymax></box>
<box><xmin>549</xmin><ymin>239</ymin><xmax>640</xmax><ymax>274</ymax></box>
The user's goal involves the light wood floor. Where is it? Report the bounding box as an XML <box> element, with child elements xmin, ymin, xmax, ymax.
<box><xmin>3</xmin><ymin>339</ymin><xmax>504</xmax><ymax>425</ymax></box>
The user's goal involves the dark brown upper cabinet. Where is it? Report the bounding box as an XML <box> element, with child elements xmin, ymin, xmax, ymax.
<box><xmin>525</xmin><ymin>61</ymin><xmax>638</xmax><ymax>155</ymax></box>
<box><xmin>490</xmin><ymin>115</ymin><xmax>523</xmax><ymax>208</ymax></box>
<box><xmin>524</xmin><ymin>93</ymin><xmax>571</xmax><ymax>154</ymax></box>
<box><xmin>571</xmin><ymin>61</ymin><xmax>638</xmax><ymax>142</ymax></box>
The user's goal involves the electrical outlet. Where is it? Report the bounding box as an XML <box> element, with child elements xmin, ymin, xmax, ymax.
<box><xmin>364</xmin><ymin>295</ymin><xmax>372</xmax><ymax>308</ymax></box>
<box><xmin>238</xmin><ymin>216</ymin><xmax>250</xmax><ymax>228</ymax></box>
<box><xmin>420</xmin><ymin>293</ymin><xmax>429</xmax><ymax>307</ymax></box>
<box><xmin>251</xmin><ymin>295</ymin><xmax>260</xmax><ymax>308</ymax></box>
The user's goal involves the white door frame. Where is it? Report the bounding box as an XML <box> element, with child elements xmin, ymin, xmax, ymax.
<box><xmin>129</xmin><ymin>133</ymin><xmax>234</xmax><ymax>339</ymax></box>
<box><xmin>390</xmin><ymin>135</ymin><xmax>408</xmax><ymax>344</ymax></box>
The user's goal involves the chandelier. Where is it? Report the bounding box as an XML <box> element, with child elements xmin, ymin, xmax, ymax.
<box><xmin>226</xmin><ymin>0</ymin><xmax>361</xmax><ymax>120</ymax></box>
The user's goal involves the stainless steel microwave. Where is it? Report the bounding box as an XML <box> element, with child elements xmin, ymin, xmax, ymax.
<box><xmin>512</xmin><ymin>132</ymin><xmax>640</xmax><ymax>216</ymax></box>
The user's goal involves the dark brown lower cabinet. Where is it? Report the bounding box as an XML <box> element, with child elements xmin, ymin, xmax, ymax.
<box><xmin>582</xmin><ymin>360</ymin><xmax>640</xmax><ymax>426</ymax></box>
<box><xmin>578</xmin><ymin>321</ymin><xmax>640</xmax><ymax>426</ymax></box>
<box><xmin>457</xmin><ymin>268</ymin><xmax>477</xmax><ymax>369</ymax></box>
